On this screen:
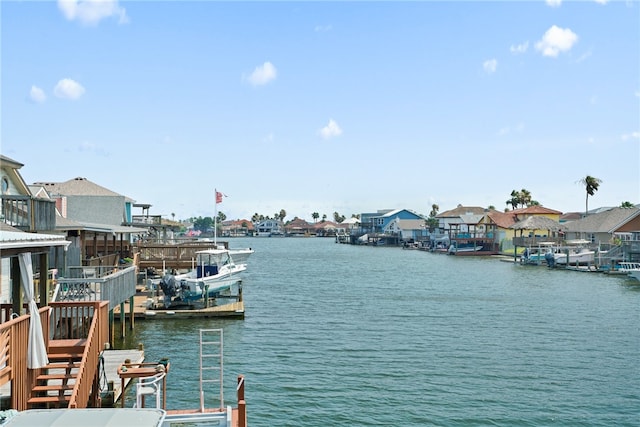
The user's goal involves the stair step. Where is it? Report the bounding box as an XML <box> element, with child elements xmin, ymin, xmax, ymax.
<box><xmin>32</xmin><ymin>384</ymin><xmax>75</xmax><ymax>392</ymax></box>
<box><xmin>48</xmin><ymin>353</ymin><xmax>83</xmax><ymax>361</ymax></box>
<box><xmin>43</xmin><ymin>361</ymin><xmax>80</xmax><ymax>370</ymax></box>
<box><xmin>27</xmin><ymin>395</ymin><xmax>71</xmax><ymax>405</ymax></box>
<box><xmin>36</xmin><ymin>373</ymin><xmax>77</xmax><ymax>381</ymax></box>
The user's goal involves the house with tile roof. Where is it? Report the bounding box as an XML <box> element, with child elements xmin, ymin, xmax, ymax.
<box><xmin>220</xmin><ymin>219</ymin><xmax>254</xmax><ymax>237</ymax></box>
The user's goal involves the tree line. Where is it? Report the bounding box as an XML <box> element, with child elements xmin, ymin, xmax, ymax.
<box><xmin>185</xmin><ymin>175</ymin><xmax>634</xmax><ymax>233</ymax></box>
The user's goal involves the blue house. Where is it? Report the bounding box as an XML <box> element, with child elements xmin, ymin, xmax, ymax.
<box><xmin>358</xmin><ymin>209</ymin><xmax>426</xmax><ymax>242</ymax></box>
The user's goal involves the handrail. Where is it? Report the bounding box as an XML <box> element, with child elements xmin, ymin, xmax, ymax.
<box><xmin>50</xmin><ymin>301</ymin><xmax>108</xmax><ymax>408</ymax></box>
<box><xmin>0</xmin><ymin>307</ymin><xmax>50</xmax><ymax>410</ymax></box>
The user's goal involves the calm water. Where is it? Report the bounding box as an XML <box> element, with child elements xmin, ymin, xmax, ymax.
<box><xmin>116</xmin><ymin>237</ymin><xmax>640</xmax><ymax>426</ymax></box>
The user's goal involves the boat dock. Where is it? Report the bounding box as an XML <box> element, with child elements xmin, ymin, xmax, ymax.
<box><xmin>100</xmin><ymin>348</ymin><xmax>145</xmax><ymax>407</ymax></box>
<box><xmin>113</xmin><ymin>294</ymin><xmax>245</xmax><ymax>320</ymax></box>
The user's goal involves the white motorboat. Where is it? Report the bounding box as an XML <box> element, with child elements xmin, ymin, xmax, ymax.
<box><xmin>628</xmin><ymin>270</ymin><xmax>640</xmax><ymax>281</ymax></box>
<box><xmin>618</xmin><ymin>262</ymin><xmax>640</xmax><ymax>281</ymax></box>
<box><xmin>228</xmin><ymin>247</ymin><xmax>254</xmax><ymax>265</ymax></box>
<box><xmin>554</xmin><ymin>248</ymin><xmax>595</xmax><ymax>265</ymax></box>
<box><xmin>159</xmin><ymin>248</ymin><xmax>246</xmax><ymax>305</ymax></box>
<box><xmin>554</xmin><ymin>240</ymin><xmax>595</xmax><ymax>265</ymax></box>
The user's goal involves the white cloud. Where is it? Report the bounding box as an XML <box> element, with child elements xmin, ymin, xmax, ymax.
<box><xmin>546</xmin><ymin>0</ymin><xmax>562</xmax><ymax>7</ymax></box>
<box><xmin>576</xmin><ymin>50</ymin><xmax>592</xmax><ymax>63</ymax></box>
<box><xmin>319</xmin><ymin>119</ymin><xmax>342</xmax><ymax>140</ymax></box>
<box><xmin>314</xmin><ymin>24</ymin><xmax>332</xmax><ymax>32</ymax></box>
<box><xmin>535</xmin><ymin>25</ymin><xmax>578</xmax><ymax>57</ymax></box>
<box><xmin>54</xmin><ymin>78</ymin><xmax>86</xmax><ymax>100</ymax></box>
<box><xmin>29</xmin><ymin>86</ymin><xmax>47</xmax><ymax>103</ymax></box>
<box><xmin>247</xmin><ymin>62</ymin><xmax>277</xmax><ymax>86</ymax></box>
<box><xmin>58</xmin><ymin>0</ymin><xmax>128</xmax><ymax>26</ymax></box>
<box><xmin>497</xmin><ymin>122</ymin><xmax>524</xmax><ymax>136</ymax></box>
<box><xmin>78</xmin><ymin>140</ymin><xmax>108</xmax><ymax>156</ymax></box>
<box><xmin>621</xmin><ymin>131</ymin><xmax>640</xmax><ymax>141</ymax></box>
<box><xmin>263</xmin><ymin>132</ymin><xmax>275</xmax><ymax>143</ymax></box>
<box><xmin>483</xmin><ymin>59</ymin><xmax>497</xmax><ymax>74</ymax></box>
<box><xmin>510</xmin><ymin>41</ymin><xmax>529</xmax><ymax>54</ymax></box>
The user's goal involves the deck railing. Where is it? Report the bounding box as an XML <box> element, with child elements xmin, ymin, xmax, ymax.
<box><xmin>0</xmin><ymin>195</ymin><xmax>56</xmax><ymax>232</ymax></box>
<box><xmin>133</xmin><ymin>241</ymin><xmax>227</xmax><ymax>270</ymax></box>
<box><xmin>48</xmin><ymin>301</ymin><xmax>109</xmax><ymax>408</ymax></box>
<box><xmin>0</xmin><ymin>307</ymin><xmax>50</xmax><ymax>410</ymax></box>
<box><xmin>55</xmin><ymin>265</ymin><xmax>137</xmax><ymax>310</ymax></box>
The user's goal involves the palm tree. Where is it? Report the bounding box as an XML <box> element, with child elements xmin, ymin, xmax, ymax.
<box><xmin>506</xmin><ymin>190</ymin><xmax>521</xmax><ymax>210</ymax></box>
<box><xmin>520</xmin><ymin>189</ymin><xmax>532</xmax><ymax>207</ymax></box>
<box><xmin>312</xmin><ymin>212</ymin><xmax>319</xmax><ymax>223</ymax></box>
<box><xmin>578</xmin><ymin>175</ymin><xmax>602</xmax><ymax>216</ymax></box>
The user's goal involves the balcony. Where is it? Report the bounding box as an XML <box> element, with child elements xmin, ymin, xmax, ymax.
<box><xmin>0</xmin><ymin>195</ymin><xmax>56</xmax><ymax>232</ymax></box>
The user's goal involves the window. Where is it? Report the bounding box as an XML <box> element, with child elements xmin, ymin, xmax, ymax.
<box><xmin>1</xmin><ymin>177</ymin><xmax>8</xmax><ymax>194</ymax></box>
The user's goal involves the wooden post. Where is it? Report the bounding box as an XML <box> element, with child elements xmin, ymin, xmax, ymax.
<box><xmin>11</xmin><ymin>257</ymin><xmax>21</xmax><ymax>315</ymax></box>
<box><xmin>109</xmin><ymin>309</ymin><xmax>115</xmax><ymax>350</ymax></box>
<box><xmin>237</xmin><ymin>375</ymin><xmax>246</xmax><ymax>427</ymax></box>
<box><xmin>120</xmin><ymin>302</ymin><xmax>126</xmax><ymax>338</ymax></box>
<box><xmin>39</xmin><ymin>253</ymin><xmax>49</xmax><ymax>306</ymax></box>
<box><xmin>129</xmin><ymin>295</ymin><xmax>135</xmax><ymax>330</ymax></box>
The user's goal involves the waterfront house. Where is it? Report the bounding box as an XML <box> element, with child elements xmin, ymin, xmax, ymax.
<box><xmin>34</xmin><ymin>177</ymin><xmax>147</xmax><ymax>266</ymax></box>
<box><xmin>385</xmin><ymin>218</ymin><xmax>428</xmax><ymax>242</ymax></box>
<box><xmin>496</xmin><ymin>206</ymin><xmax>563</xmax><ymax>252</ymax></box>
<box><xmin>560</xmin><ymin>207</ymin><xmax>640</xmax><ymax>263</ymax></box>
<box><xmin>356</xmin><ymin>209</ymin><xmax>425</xmax><ymax>245</ymax></box>
<box><xmin>255</xmin><ymin>218</ymin><xmax>284</xmax><ymax>236</ymax></box>
<box><xmin>220</xmin><ymin>219</ymin><xmax>254</xmax><ymax>237</ymax></box>
<box><xmin>0</xmin><ymin>155</ymin><xmax>57</xmax><ymax>234</ymax></box>
<box><xmin>311</xmin><ymin>220</ymin><xmax>339</xmax><ymax>237</ymax></box>
<box><xmin>434</xmin><ymin>206</ymin><xmax>499</xmax><ymax>254</ymax></box>
<box><xmin>285</xmin><ymin>217</ymin><xmax>313</xmax><ymax>236</ymax></box>
<box><xmin>0</xmin><ymin>225</ymin><xmax>112</xmax><ymax>411</ymax></box>
<box><xmin>359</xmin><ymin>209</ymin><xmax>425</xmax><ymax>235</ymax></box>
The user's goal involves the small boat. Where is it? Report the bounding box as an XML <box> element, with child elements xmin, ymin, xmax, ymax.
<box><xmin>629</xmin><ymin>270</ymin><xmax>640</xmax><ymax>281</ymax></box>
<box><xmin>553</xmin><ymin>240</ymin><xmax>595</xmax><ymax>265</ymax></box>
<box><xmin>618</xmin><ymin>262</ymin><xmax>640</xmax><ymax>281</ymax></box>
<box><xmin>228</xmin><ymin>247</ymin><xmax>254</xmax><ymax>265</ymax></box>
<box><xmin>158</xmin><ymin>248</ymin><xmax>246</xmax><ymax>306</ymax></box>
<box><xmin>617</xmin><ymin>262</ymin><xmax>640</xmax><ymax>272</ymax></box>
<box><xmin>447</xmin><ymin>243</ymin><xmax>483</xmax><ymax>255</ymax></box>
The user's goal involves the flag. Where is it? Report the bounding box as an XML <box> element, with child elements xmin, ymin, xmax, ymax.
<box><xmin>216</xmin><ymin>191</ymin><xmax>223</xmax><ymax>204</ymax></box>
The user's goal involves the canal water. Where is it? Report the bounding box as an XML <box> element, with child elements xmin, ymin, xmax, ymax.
<box><xmin>115</xmin><ymin>237</ymin><xmax>639</xmax><ymax>426</ymax></box>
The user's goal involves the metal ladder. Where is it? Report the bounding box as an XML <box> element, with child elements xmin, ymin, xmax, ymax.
<box><xmin>199</xmin><ymin>328</ymin><xmax>224</xmax><ymax>412</ymax></box>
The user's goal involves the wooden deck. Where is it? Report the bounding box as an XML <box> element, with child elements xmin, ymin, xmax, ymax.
<box><xmin>113</xmin><ymin>294</ymin><xmax>245</xmax><ymax>320</ymax></box>
<box><xmin>101</xmin><ymin>349</ymin><xmax>145</xmax><ymax>406</ymax></box>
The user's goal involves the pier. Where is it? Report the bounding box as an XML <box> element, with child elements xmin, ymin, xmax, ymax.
<box><xmin>100</xmin><ymin>348</ymin><xmax>145</xmax><ymax>407</ymax></box>
<box><xmin>113</xmin><ymin>293</ymin><xmax>245</xmax><ymax>320</ymax></box>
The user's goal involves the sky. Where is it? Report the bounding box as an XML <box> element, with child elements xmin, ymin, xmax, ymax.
<box><xmin>1</xmin><ymin>0</ymin><xmax>639</xmax><ymax>222</ymax></box>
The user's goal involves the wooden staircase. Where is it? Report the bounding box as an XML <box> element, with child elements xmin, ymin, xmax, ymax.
<box><xmin>27</xmin><ymin>339</ymin><xmax>87</xmax><ymax>409</ymax></box>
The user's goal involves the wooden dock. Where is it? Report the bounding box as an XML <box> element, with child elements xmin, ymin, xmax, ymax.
<box><xmin>113</xmin><ymin>294</ymin><xmax>245</xmax><ymax>320</ymax></box>
<box><xmin>101</xmin><ymin>348</ymin><xmax>145</xmax><ymax>407</ymax></box>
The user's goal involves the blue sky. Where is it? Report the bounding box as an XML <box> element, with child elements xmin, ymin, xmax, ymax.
<box><xmin>2</xmin><ymin>0</ymin><xmax>639</xmax><ymax>222</ymax></box>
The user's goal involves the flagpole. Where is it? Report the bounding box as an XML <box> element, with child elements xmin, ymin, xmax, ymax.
<box><xmin>214</xmin><ymin>189</ymin><xmax>218</xmax><ymax>246</ymax></box>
